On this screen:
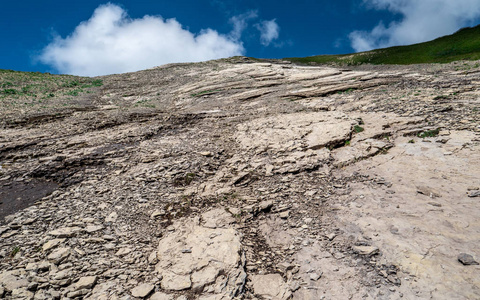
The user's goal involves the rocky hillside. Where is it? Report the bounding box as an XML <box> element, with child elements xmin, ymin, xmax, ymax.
<box><xmin>0</xmin><ymin>58</ymin><xmax>479</xmax><ymax>299</ymax></box>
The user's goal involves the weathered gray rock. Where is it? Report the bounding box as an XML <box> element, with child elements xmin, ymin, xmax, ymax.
<box><xmin>150</xmin><ymin>292</ymin><xmax>174</xmax><ymax>300</ymax></box>
<box><xmin>53</xmin><ymin>269</ymin><xmax>71</xmax><ymax>280</ymax></box>
<box><xmin>115</xmin><ymin>247</ymin><xmax>133</xmax><ymax>256</ymax></box>
<box><xmin>468</xmin><ymin>190</ymin><xmax>480</xmax><ymax>198</ymax></box>
<box><xmin>25</xmin><ymin>260</ymin><xmax>50</xmax><ymax>273</ymax></box>
<box><xmin>326</xmin><ymin>233</ymin><xmax>336</xmax><ymax>241</ymax></box>
<box><xmin>151</xmin><ymin>210</ymin><xmax>165</xmax><ymax>219</ymax></box>
<box><xmin>309</xmin><ymin>272</ymin><xmax>322</xmax><ymax>281</ymax></box>
<box><xmin>458</xmin><ymin>253</ymin><xmax>479</xmax><ymax>265</ymax></box>
<box><xmin>236</xmin><ymin>111</ymin><xmax>354</xmax><ymax>152</ymax></box>
<box><xmin>279</xmin><ymin>211</ymin><xmax>289</xmax><ymax>219</ymax></box>
<box><xmin>85</xmin><ymin>225</ymin><xmax>104</xmax><ymax>233</ymax></box>
<box><xmin>191</xmin><ymin>266</ymin><xmax>219</xmax><ymax>290</ymax></box>
<box><xmin>251</xmin><ymin>274</ymin><xmax>291</xmax><ymax>299</ymax></box>
<box><xmin>259</xmin><ymin>200</ymin><xmax>274</xmax><ymax>212</ymax></box>
<box><xmin>0</xmin><ymin>271</ymin><xmax>29</xmax><ymax>292</ymax></box>
<box><xmin>105</xmin><ymin>212</ymin><xmax>118</xmax><ymax>222</ymax></box>
<box><xmin>156</xmin><ymin>213</ymin><xmax>245</xmax><ymax>297</ymax></box>
<box><xmin>148</xmin><ymin>251</ymin><xmax>158</xmax><ymax>265</ymax></box>
<box><xmin>416</xmin><ymin>186</ymin><xmax>441</xmax><ymax>198</ymax></box>
<box><xmin>33</xmin><ymin>289</ymin><xmax>49</xmax><ymax>300</ymax></box>
<box><xmin>72</xmin><ymin>276</ymin><xmax>97</xmax><ymax>290</ymax></box>
<box><xmin>86</xmin><ymin>282</ymin><xmax>117</xmax><ymax>300</ymax></box>
<box><xmin>0</xmin><ymin>227</ymin><xmax>8</xmax><ymax>236</ymax></box>
<box><xmin>201</xmin><ymin>209</ymin><xmax>235</xmax><ymax>229</ymax></box>
<box><xmin>27</xmin><ymin>282</ymin><xmax>38</xmax><ymax>291</ymax></box>
<box><xmin>11</xmin><ymin>288</ymin><xmax>34</xmax><ymax>299</ymax></box>
<box><xmin>47</xmin><ymin>247</ymin><xmax>71</xmax><ymax>264</ymax></box>
<box><xmin>160</xmin><ymin>271</ymin><xmax>191</xmax><ymax>291</ymax></box>
<box><xmin>25</xmin><ymin>262</ymin><xmax>38</xmax><ymax>271</ymax></box>
<box><xmin>47</xmin><ymin>227</ymin><xmax>82</xmax><ymax>238</ymax></box>
<box><xmin>42</xmin><ymin>239</ymin><xmax>66</xmax><ymax>251</ymax></box>
<box><xmin>131</xmin><ymin>283</ymin><xmax>154</xmax><ymax>298</ymax></box>
<box><xmin>67</xmin><ymin>289</ymin><xmax>90</xmax><ymax>298</ymax></box>
<box><xmin>352</xmin><ymin>245</ymin><xmax>379</xmax><ymax>256</ymax></box>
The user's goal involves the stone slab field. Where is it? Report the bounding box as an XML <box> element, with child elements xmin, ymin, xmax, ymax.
<box><xmin>0</xmin><ymin>57</ymin><xmax>479</xmax><ymax>299</ymax></box>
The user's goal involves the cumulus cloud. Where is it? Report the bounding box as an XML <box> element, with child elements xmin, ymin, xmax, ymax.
<box><xmin>350</xmin><ymin>0</ymin><xmax>480</xmax><ymax>52</ymax></box>
<box><xmin>39</xmin><ymin>3</ymin><xmax>244</xmax><ymax>76</ymax></box>
<box><xmin>255</xmin><ymin>19</ymin><xmax>280</xmax><ymax>46</ymax></box>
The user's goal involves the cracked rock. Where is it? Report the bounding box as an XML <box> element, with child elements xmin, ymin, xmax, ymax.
<box><xmin>156</xmin><ymin>213</ymin><xmax>245</xmax><ymax>297</ymax></box>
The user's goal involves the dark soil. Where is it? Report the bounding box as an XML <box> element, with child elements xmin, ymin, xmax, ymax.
<box><xmin>0</xmin><ymin>179</ymin><xmax>58</xmax><ymax>223</ymax></box>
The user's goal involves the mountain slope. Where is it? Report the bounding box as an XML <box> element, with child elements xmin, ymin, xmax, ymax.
<box><xmin>0</xmin><ymin>59</ymin><xmax>479</xmax><ymax>299</ymax></box>
<box><xmin>287</xmin><ymin>24</ymin><xmax>480</xmax><ymax>65</ymax></box>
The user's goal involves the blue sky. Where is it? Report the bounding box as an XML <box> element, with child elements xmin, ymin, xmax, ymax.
<box><xmin>1</xmin><ymin>0</ymin><xmax>480</xmax><ymax>76</ymax></box>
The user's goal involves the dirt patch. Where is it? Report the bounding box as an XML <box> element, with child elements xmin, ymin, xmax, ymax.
<box><xmin>0</xmin><ymin>179</ymin><xmax>58</xmax><ymax>223</ymax></box>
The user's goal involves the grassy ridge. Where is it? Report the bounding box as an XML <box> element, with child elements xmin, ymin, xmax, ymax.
<box><xmin>286</xmin><ymin>25</ymin><xmax>480</xmax><ymax>65</ymax></box>
<box><xmin>0</xmin><ymin>69</ymin><xmax>104</xmax><ymax>118</ymax></box>
<box><xmin>0</xmin><ymin>69</ymin><xmax>102</xmax><ymax>100</ymax></box>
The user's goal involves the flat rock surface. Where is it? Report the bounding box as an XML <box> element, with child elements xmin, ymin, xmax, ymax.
<box><xmin>0</xmin><ymin>58</ymin><xmax>479</xmax><ymax>299</ymax></box>
<box><xmin>155</xmin><ymin>213</ymin><xmax>245</xmax><ymax>296</ymax></box>
<box><xmin>251</xmin><ymin>274</ymin><xmax>290</xmax><ymax>299</ymax></box>
<box><xmin>131</xmin><ymin>283</ymin><xmax>155</xmax><ymax>298</ymax></box>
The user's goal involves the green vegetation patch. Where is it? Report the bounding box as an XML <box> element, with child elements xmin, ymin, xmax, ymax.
<box><xmin>0</xmin><ymin>69</ymin><xmax>105</xmax><ymax>112</ymax></box>
<box><xmin>337</xmin><ymin>88</ymin><xmax>356</xmax><ymax>94</ymax></box>
<box><xmin>286</xmin><ymin>25</ymin><xmax>480</xmax><ymax>65</ymax></box>
<box><xmin>65</xmin><ymin>88</ymin><xmax>86</xmax><ymax>96</ymax></box>
<box><xmin>134</xmin><ymin>98</ymin><xmax>155</xmax><ymax>108</ymax></box>
<box><xmin>418</xmin><ymin>129</ymin><xmax>440</xmax><ymax>138</ymax></box>
<box><xmin>353</xmin><ymin>125</ymin><xmax>364</xmax><ymax>133</ymax></box>
<box><xmin>433</xmin><ymin>95</ymin><xmax>451</xmax><ymax>100</ymax></box>
<box><xmin>63</xmin><ymin>80</ymin><xmax>79</xmax><ymax>88</ymax></box>
<box><xmin>2</xmin><ymin>88</ymin><xmax>18</xmax><ymax>95</ymax></box>
<box><xmin>10</xmin><ymin>246</ymin><xmax>20</xmax><ymax>257</ymax></box>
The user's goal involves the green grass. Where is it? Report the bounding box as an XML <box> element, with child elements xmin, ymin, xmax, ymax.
<box><xmin>433</xmin><ymin>95</ymin><xmax>450</xmax><ymax>100</ymax></box>
<box><xmin>286</xmin><ymin>25</ymin><xmax>480</xmax><ymax>65</ymax></box>
<box><xmin>337</xmin><ymin>88</ymin><xmax>355</xmax><ymax>94</ymax></box>
<box><xmin>81</xmin><ymin>79</ymin><xmax>103</xmax><ymax>88</ymax></box>
<box><xmin>63</xmin><ymin>80</ymin><xmax>79</xmax><ymax>88</ymax></box>
<box><xmin>353</xmin><ymin>125</ymin><xmax>364</xmax><ymax>133</ymax></box>
<box><xmin>2</xmin><ymin>88</ymin><xmax>18</xmax><ymax>95</ymax></box>
<box><xmin>134</xmin><ymin>98</ymin><xmax>155</xmax><ymax>108</ymax></box>
<box><xmin>418</xmin><ymin>129</ymin><xmax>440</xmax><ymax>138</ymax></box>
<box><xmin>0</xmin><ymin>69</ymin><xmax>104</xmax><ymax>112</ymax></box>
<box><xmin>65</xmin><ymin>89</ymin><xmax>83</xmax><ymax>96</ymax></box>
<box><xmin>10</xmin><ymin>246</ymin><xmax>20</xmax><ymax>257</ymax></box>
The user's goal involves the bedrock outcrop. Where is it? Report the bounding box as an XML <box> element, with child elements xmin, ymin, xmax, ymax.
<box><xmin>0</xmin><ymin>58</ymin><xmax>479</xmax><ymax>299</ymax></box>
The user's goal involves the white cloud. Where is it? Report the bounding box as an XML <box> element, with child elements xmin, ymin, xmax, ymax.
<box><xmin>39</xmin><ymin>3</ymin><xmax>245</xmax><ymax>76</ymax></box>
<box><xmin>350</xmin><ymin>0</ymin><xmax>480</xmax><ymax>52</ymax></box>
<box><xmin>229</xmin><ymin>11</ymin><xmax>258</xmax><ymax>41</ymax></box>
<box><xmin>255</xmin><ymin>19</ymin><xmax>280</xmax><ymax>46</ymax></box>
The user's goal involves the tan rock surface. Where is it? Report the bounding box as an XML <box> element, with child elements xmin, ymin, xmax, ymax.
<box><xmin>156</xmin><ymin>215</ymin><xmax>245</xmax><ymax>296</ymax></box>
<box><xmin>0</xmin><ymin>57</ymin><xmax>479</xmax><ymax>299</ymax></box>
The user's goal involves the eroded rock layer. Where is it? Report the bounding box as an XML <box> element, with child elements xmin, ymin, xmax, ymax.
<box><xmin>0</xmin><ymin>58</ymin><xmax>479</xmax><ymax>299</ymax></box>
